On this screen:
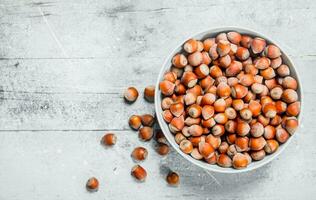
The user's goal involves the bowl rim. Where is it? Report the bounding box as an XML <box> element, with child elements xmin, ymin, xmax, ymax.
<box><xmin>154</xmin><ymin>26</ymin><xmax>303</xmax><ymax>174</ymax></box>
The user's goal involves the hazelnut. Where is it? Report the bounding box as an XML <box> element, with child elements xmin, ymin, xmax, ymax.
<box><xmin>202</xmin><ymin>105</ymin><xmax>215</xmax><ymax>120</ymax></box>
<box><xmin>219</xmin><ymin>141</ymin><xmax>229</xmax><ymax>154</ymax></box>
<box><xmin>200</xmin><ymin>76</ymin><xmax>214</xmax><ymax>90</ymax></box>
<box><xmin>188</xmin><ymin>51</ymin><xmax>203</xmax><ymax>66</ymax></box>
<box><xmin>169</xmin><ymin>115</ymin><xmax>185</xmax><ymax>133</ymax></box>
<box><xmin>209</xmin><ymin>44</ymin><xmax>219</xmax><ymax>60</ymax></box>
<box><xmin>276</xmin><ymin>127</ymin><xmax>290</xmax><ymax>143</ymax></box>
<box><xmin>170</xmin><ymin>66</ymin><xmax>184</xmax><ymax>78</ymax></box>
<box><xmin>248</xmin><ymin>100</ymin><xmax>262</xmax><ymax>117</ymax></box>
<box><xmin>155</xmin><ymin>130</ymin><xmax>168</xmax><ymax>144</ymax></box>
<box><xmin>219</xmin><ymin>54</ymin><xmax>232</xmax><ymax>68</ymax></box>
<box><xmin>271</xmin><ymin>57</ymin><xmax>282</xmax><ymax>69</ymax></box>
<box><xmin>251</xmin><ymin>83</ymin><xmax>264</xmax><ymax>94</ymax></box>
<box><xmin>282</xmin><ymin>89</ymin><xmax>298</xmax><ymax>103</ymax></box>
<box><xmin>203</xmin><ymin>38</ymin><xmax>216</xmax><ymax>51</ymax></box>
<box><xmin>170</xmin><ymin>102</ymin><xmax>185</xmax><ymax>117</ymax></box>
<box><xmin>236</xmin><ymin>47</ymin><xmax>250</xmax><ymax>61</ymax></box>
<box><xmin>226</xmin><ymin>61</ymin><xmax>242</xmax><ymax>77</ymax></box>
<box><xmin>209</xmin><ymin>65</ymin><xmax>223</xmax><ymax>78</ymax></box>
<box><xmin>214</xmin><ymin>98</ymin><xmax>227</xmax><ymax>112</ymax></box>
<box><xmin>286</xmin><ymin>101</ymin><xmax>300</xmax><ymax>116</ymax></box>
<box><xmin>227</xmin><ymin>31</ymin><xmax>242</xmax><ymax>44</ymax></box>
<box><xmin>227</xmin><ymin>77</ymin><xmax>239</xmax><ymax>86</ymax></box>
<box><xmin>131</xmin><ymin>147</ymin><xmax>148</xmax><ymax>161</ymax></box>
<box><xmin>189</xmin><ymin>136</ymin><xmax>205</xmax><ymax>147</ymax></box>
<box><xmin>201</xmin><ymin>51</ymin><xmax>212</xmax><ymax>65</ymax></box>
<box><xmin>184</xmin><ymin>39</ymin><xmax>198</xmax><ymax>53</ymax></box>
<box><xmin>225</xmin><ymin>107</ymin><xmax>237</xmax><ymax>119</ymax></box>
<box><xmin>250</xmin><ymin>122</ymin><xmax>264</xmax><ymax>137</ymax></box>
<box><xmin>263</xmin><ymin>102</ymin><xmax>277</xmax><ymax>118</ymax></box>
<box><xmin>264</xmin><ymin>45</ymin><xmax>281</xmax><ymax>59</ymax></box>
<box><xmin>212</xmin><ymin>124</ymin><xmax>225</xmax><ymax>136</ymax></box>
<box><xmin>231</xmin><ymin>84</ymin><xmax>248</xmax><ymax>98</ymax></box>
<box><xmin>265</xmin><ymin>79</ymin><xmax>278</xmax><ymax>90</ymax></box>
<box><xmin>201</xmin><ymin>118</ymin><xmax>216</xmax><ymax>128</ymax></box>
<box><xmin>157</xmin><ymin>144</ymin><xmax>170</xmax><ymax>156</ymax></box>
<box><xmin>164</xmin><ymin>71</ymin><xmax>177</xmax><ymax>83</ymax></box>
<box><xmin>217</xmin><ymin>154</ymin><xmax>232</xmax><ymax>168</ymax></box>
<box><xmin>188</xmin><ymin>124</ymin><xmax>204</xmax><ymax>137</ymax></box>
<box><xmin>139</xmin><ymin>127</ymin><xmax>154</xmax><ymax>141</ymax></box>
<box><xmin>270</xmin><ymin>115</ymin><xmax>282</xmax><ymax>126</ymax></box>
<box><xmin>236</xmin><ymin>121</ymin><xmax>250</xmax><ymax>136</ymax></box>
<box><xmin>102</xmin><ymin>133</ymin><xmax>117</xmax><ymax>146</ymax></box>
<box><xmin>254</xmin><ymin>57</ymin><xmax>270</xmax><ymax>69</ymax></box>
<box><xmin>232</xmin><ymin>99</ymin><xmax>245</xmax><ymax>111</ymax></box>
<box><xmin>277</xmin><ymin>64</ymin><xmax>290</xmax><ymax>77</ymax></box>
<box><xmin>187</xmin><ymin>85</ymin><xmax>203</xmax><ymax>96</ymax></box>
<box><xmin>284</xmin><ymin>117</ymin><xmax>298</xmax><ymax>135</ymax></box>
<box><xmin>188</xmin><ymin>104</ymin><xmax>202</xmax><ymax>118</ymax></box>
<box><xmin>232</xmin><ymin>153</ymin><xmax>249</xmax><ymax>169</ymax></box>
<box><xmin>161</xmin><ymin>97</ymin><xmax>174</xmax><ymax>110</ymax></box>
<box><xmin>200</xmin><ymin>93</ymin><xmax>216</xmax><ymax>106</ymax></box>
<box><xmin>194</xmin><ymin>64</ymin><xmax>210</xmax><ymax>79</ymax></box>
<box><xmin>205</xmin><ymin>152</ymin><xmax>218</xmax><ymax>164</ymax></box>
<box><xmin>190</xmin><ymin>148</ymin><xmax>203</xmax><ymax>160</ymax></box>
<box><xmin>141</xmin><ymin>114</ymin><xmax>155</xmax><ymax>126</ymax></box>
<box><xmin>86</xmin><ymin>177</ymin><xmax>99</xmax><ymax>191</ymax></box>
<box><xmin>258</xmin><ymin>115</ymin><xmax>270</xmax><ymax>126</ymax></box>
<box><xmin>174</xmin><ymin>83</ymin><xmax>186</xmax><ymax>95</ymax></box>
<box><xmin>240</xmin><ymin>35</ymin><xmax>253</xmax><ymax>48</ymax></box>
<box><xmin>198</xmin><ymin>141</ymin><xmax>215</xmax><ymax>158</ymax></box>
<box><xmin>264</xmin><ymin>125</ymin><xmax>276</xmax><ymax>140</ymax></box>
<box><xmin>260</xmin><ymin>67</ymin><xmax>276</xmax><ymax>79</ymax></box>
<box><xmin>251</xmin><ymin>37</ymin><xmax>266</xmax><ymax>54</ymax></box>
<box><xmin>226</xmin><ymin>134</ymin><xmax>237</xmax><ymax>144</ymax></box>
<box><xmin>282</xmin><ymin>76</ymin><xmax>298</xmax><ymax>90</ymax></box>
<box><xmin>225</xmin><ymin>120</ymin><xmax>237</xmax><ymax>133</ymax></box>
<box><xmin>205</xmin><ymin>134</ymin><xmax>221</xmax><ymax>149</ymax></box>
<box><xmin>163</xmin><ymin>110</ymin><xmax>173</xmax><ymax>123</ymax></box>
<box><xmin>166</xmin><ymin>172</ymin><xmax>180</xmax><ymax>186</ymax></box>
<box><xmin>181</xmin><ymin>71</ymin><xmax>198</xmax><ymax>88</ymax></box>
<box><xmin>131</xmin><ymin>165</ymin><xmax>147</xmax><ymax>182</ymax></box>
<box><xmin>179</xmin><ymin>139</ymin><xmax>193</xmax><ymax>154</ymax></box>
<box><xmin>124</xmin><ymin>87</ymin><xmax>139</xmax><ymax>103</ymax></box>
<box><xmin>185</xmin><ymin>117</ymin><xmax>201</xmax><ymax>126</ymax></box>
<box><xmin>159</xmin><ymin>81</ymin><xmax>174</xmax><ymax>96</ymax></box>
<box><xmin>270</xmin><ymin>87</ymin><xmax>283</xmax><ymax>100</ymax></box>
<box><xmin>239</xmin><ymin>74</ymin><xmax>254</xmax><ymax>87</ymax></box>
<box><xmin>217</xmin><ymin>82</ymin><xmax>231</xmax><ymax>98</ymax></box>
<box><xmin>264</xmin><ymin>139</ymin><xmax>279</xmax><ymax>154</ymax></box>
<box><xmin>227</xmin><ymin>144</ymin><xmax>238</xmax><ymax>157</ymax></box>
<box><xmin>250</xmin><ymin>150</ymin><xmax>266</xmax><ymax>161</ymax></box>
<box><xmin>214</xmin><ymin>113</ymin><xmax>228</xmax><ymax>124</ymax></box>
<box><xmin>235</xmin><ymin>137</ymin><xmax>249</xmax><ymax>152</ymax></box>
<box><xmin>144</xmin><ymin>85</ymin><xmax>156</xmax><ymax>102</ymax></box>
<box><xmin>244</xmin><ymin>64</ymin><xmax>258</xmax><ymax>75</ymax></box>
<box><xmin>240</xmin><ymin>108</ymin><xmax>253</xmax><ymax>120</ymax></box>
<box><xmin>249</xmin><ymin>136</ymin><xmax>266</xmax><ymax>151</ymax></box>
<box><xmin>217</xmin><ymin>40</ymin><xmax>231</xmax><ymax>57</ymax></box>
<box><xmin>216</xmin><ymin>33</ymin><xmax>228</xmax><ymax>42</ymax></box>
<box><xmin>129</xmin><ymin>115</ymin><xmax>142</xmax><ymax>130</ymax></box>
<box><xmin>174</xmin><ymin>133</ymin><xmax>186</xmax><ymax>144</ymax></box>
<box><xmin>172</xmin><ymin>54</ymin><xmax>188</xmax><ymax>68</ymax></box>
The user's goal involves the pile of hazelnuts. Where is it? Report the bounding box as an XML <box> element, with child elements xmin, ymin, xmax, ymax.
<box><xmin>159</xmin><ymin>31</ymin><xmax>300</xmax><ymax>169</ymax></box>
<box><xmin>86</xmin><ymin>85</ymin><xmax>179</xmax><ymax>192</ymax></box>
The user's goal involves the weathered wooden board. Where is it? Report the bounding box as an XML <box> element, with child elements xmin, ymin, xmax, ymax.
<box><xmin>0</xmin><ymin>0</ymin><xmax>315</xmax><ymax>199</ymax></box>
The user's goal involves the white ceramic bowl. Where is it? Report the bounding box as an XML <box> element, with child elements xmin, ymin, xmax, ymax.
<box><xmin>155</xmin><ymin>27</ymin><xmax>303</xmax><ymax>173</ymax></box>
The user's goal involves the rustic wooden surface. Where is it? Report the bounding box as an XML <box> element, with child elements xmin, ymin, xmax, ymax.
<box><xmin>0</xmin><ymin>0</ymin><xmax>315</xmax><ymax>199</ymax></box>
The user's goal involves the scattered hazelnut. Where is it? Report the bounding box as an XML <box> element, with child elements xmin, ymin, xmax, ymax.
<box><xmin>141</xmin><ymin>114</ymin><xmax>155</xmax><ymax>126</ymax></box>
<box><xmin>129</xmin><ymin>115</ymin><xmax>142</xmax><ymax>130</ymax></box>
<box><xmin>232</xmin><ymin>153</ymin><xmax>249</xmax><ymax>169</ymax></box>
<box><xmin>86</xmin><ymin>177</ymin><xmax>99</xmax><ymax>192</ymax></box>
<box><xmin>166</xmin><ymin>172</ymin><xmax>180</xmax><ymax>186</ymax></box>
<box><xmin>131</xmin><ymin>147</ymin><xmax>148</xmax><ymax>161</ymax></box>
<box><xmin>124</xmin><ymin>87</ymin><xmax>139</xmax><ymax>103</ymax></box>
<box><xmin>131</xmin><ymin>165</ymin><xmax>147</xmax><ymax>181</ymax></box>
<box><xmin>157</xmin><ymin>144</ymin><xmax>170</xmax><ymax>156</ymax></box>
<box><xmin>139</xmin><ymin>127</ymin><xmax>154</xmax><ymax>141</ymax></box>
<box><xmin>101</xmin><ymin>133</ymin><xmax>117</xmax><ymax>146</ymax></box>
<box><xmin>144</xmin><ymin>85</ymin><xmax>155</xmax><ymax>102</ymax></box>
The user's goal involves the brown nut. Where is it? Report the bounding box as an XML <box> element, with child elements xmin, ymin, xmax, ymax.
<box><xmin>277</xmin><ymin>64</ymin><xmax>290</xmax><ymax>77</ymax></box>
<box><xmin>86</xmin><ymin>177</ymin><xmax>99</xmax><ymax>191</ymax></box>
<box><xmin>264</xmin><ymin>125</ymin><xmax>276</xmax><ymax>140</ymax></box>
<box><xmin>174</xmin><ymin>133</ymin><xmax>186</xmax><ymax>144</ymax></box>
<box><xmin>232</xmin><ymin>153</ymin><xmax>249</xmax><ymax>169</ymax></box>
<box><xmin>217</xmin><ymin>40</ymin><xmax>231</xmax><ymax>57</ymax></box>
<box><xmin>161</xmin><ymin>97</ymin><xmax>174</xmax><ymax>110</ymax></box>
<box><xmin>250</xmin><ymin>150</ymin><xmax>266</xmax><ymax>161</ymax></box>
<box><xmin>251</xmin><ymin>37</ymin><xmax>266</xmax><ymax>54</ymax></box>
<box><xmin>227</xmin><ymin>31</ymin><xmax>241</xmax><ymax>44</ymax></box>
<box><xmin>102</xmin><ymin>133</ymin><xmax>117</xmax><ymax>146</ymax></box>
<box><xmin>202</xmin><ymin>105</ymin><xmax>215</xmax><ymax>120</ymax></box>
<box><xmin>184</xmin><ymin>93</ymin><xmax>197</xmax><ymax>106</ymax></box>
<box><xmin>227</xmin><ymin>144</ymin><xmax>238</xmax><ymax>157</ymax></box>
<box><xmin>200</xmin><ymin>93</ymin><xmax>216</xmax><ymax>106</ymax></box>
<box><xmin>188</xmin><ymin>51</ymin><xmax>203</xmax><ymax>66</ymax></box>
<box><xmin>226</xmin><ymin>61</ymin><xmax>242</xmax><ymax>77</ymax></box>
<box><xmin>157</xmin><ymin>144</ymin><xmax>170</xmax><ymax>156</ymax></box>
<box><xmin>231</xmin><ymin>84</ymin><xmax>248</xmax><ymax>99</ymax></box>
<box><xmin>241</xmin><ymin>35</ymin><xmax>253</xmax><ymax>48</ymax></box>
<box><xmin>236</xmin><ymin>121</ymin><xmax>250</xmax><ymax>136</ymax></box>
<box><xmin>201</xmin><ymin>118</ymin><xmax>216</xmax><ymax>128</ymax></box>
<box><xmin>270</xmin><ymin>87</ymin><xmax>283</xmax><ymax>100</ymax></box>
<box><xmin>254</xmin><ymin>57</ymin><xmax>270</xmax><ymax>69</ymax></box>
<box><xmin>275</xmin><ymin>127</ymin><xmax>290</xmax><ymax>143</ymax></box>
<box><xmin>172</xmin><ymin>54</ymin><xmax>188</xmax><ymax>68</ymax></box>
<box><xmin>264</xmin><ymin>45</ymin><xmax>281</xmax><ymax>59</ymax></box>
<box><xmin>235</xmin><ymin>137</ymin><xmax>249</xmax><ymax>152</ymax></box>
<box><xmin>190</xmin><ymin>148</ymin><xmax>203</xmax><ymax>160</ymax></box>
<box><xmin>240</xmin><ymin>108</ymin><xmax>253</xmax><ymax>120</ymax></box>
<box><xmin>143</xmin><ymin>85</ymin><xmax>155</xmax><ymax>102</ymax></box>
<box><xmin>184</xmin><ymin>39</ymin><xmax>198</xmax><ymax>53</ymax></box>
<box><xmin>249</xmin><ymin>136</ymin><xmax>266</xmax><ymax>151</ymax></box>
<box><xmin>179</xmin><ymin>139</ymin><xmax>193</xmax><ymax>154</ymax></box>
<box><xmin>131</xmin><ymin>165</ymin><xmax>147</xmax><ymax>182</ymax></box>
<box><xmin>198</xmin><ymin>141</ymin><xmax>215</xmax><ymax>158</ymax></box>
<box><xmin>139</xmin><ymin>127</ymin><xmax>154</xmax><ymax>141</ymax></box>
<box><xmin>188</xmin><ymin>104</ymin><xmax>202</xmax><ymax>118</ymax></box>
<box><xmin>205</xmin><ymin>134</ymin><xmax>221</xmax><ymax>149</ymax></box>
<box><xmin>163</xmin><ymin>110</ymin><xmax>173</xmax><ymax>123</ymax></box>
<box><xmin>226</xmin><ymin>134</ymin><xmax>237</xmax><ymax>145</ymax></box>
<box><xmin>219</xmin><ymin>141</ymin><xmax>229</xmax><ymax>154</ymax></box>
<box><xmin>129</xmin><ymin>115</ymin><xmax>142</xmax><ymax>130</ymax></box>
<box><xmin>263</xmin><ymin>103</ymin><xmax>277</xmax><ymax>118</ymax></box>
<box><xmin>225</xmin><ymin>107</ymin><xmax>237</xmax><ymax>119</ymax></box>
<box><xmin>284</xmin><ymin>117</ymin><xmax>298</xmax><ymax>135</ymax></box>
<box><xmin>258</xmin><ymin>115</ymin><xmax>270</xmax><ymax>126</ymax></box>
<box><xmin>260</xmin><ymin>67</ymin><xmax>276</xmax><ymax>80</ymax></box>
<box><xmin>214</xmin><ymin>113</ymin><xmax>228</xmax><ymax>124</ymax></box>
<box><xmin>282</xmin><ymin>89</ymin><xmax>298</xmax><ymax>103</ymax></box>
<box><xmin>124</xmin><ymin>87</ymin><xmax>139</xmax><ymax>103</ymax></box>
<box><xmin>141</xmin><ymin>114</ymin><xmax>155</xmax><ymax>126</ymax></box>
<box><xmin>286</xmin><ymin>101</ymin><xmax>300</xmax><ymax>116</ymax></box>
<box><xmin>250</xmin><ymin>122</ymin><xmax>264</xmax><ymax>137</ymax></box>
<box><xmin>194</xmin><ymin>64</ymin><xmax>210</xmax><ymax>79</ymax></box>
<box><xmin>203</xmin><ymin>38</ymin><xmax>216</xmax><ymax>51</ymax></box>
<box><xmin>159</xmin><ymin>81</ymin><xmax>174</xmax><ymax>96</ymax></box>
<box><xmin>212</xmin><ymin>124</ymin><xmax>225</xmax><ymax>136</ymax></box>
<box><xmin>170</xmin><ymin>102</ymin><xmax>184</xmax><ymax>117</ymax></box>
<box><xmin>219</xmin><ymin>54</ymin><xmax>232</xmax><ymax>68</ymax></box>
<box><xmin>236</xmin><ymin>47</ymin><xmax>250</xmax><ymax>61</ymax></box>
<box><xmin>188</xmin><ymin>124</ymin><xmax>204</xmax><ymax>137</ymax></box>
<box><xmin>209</xmin><ymin>65</ymin><xmax>223</xmax><ymax>78</ymax></box>
<box><xmin>181</xmin><ymin>71</ymin><xmax>198</xmax><ymax>88</ymax></box>
<box><xmin>131</xmin><ymin>147</ymin><xmax>148</xmax><ymax>161</ymax></box>
<box><xmin>164</xmin><ymin>71</ymin><xmax>177</xmax><ymax>83</ymax></box>
<box><xmin>282</xmin><ymin>76</ymin><xmax>298</xmax><ymax>90</ymax></box>
<box><xmin>239</xmin><ymin>74</ymin><xmax>254</xmax><ymax>87</ymax></box>
<box><xmin>217</xmin><ymin>154</ymin><xmax>232</xmax><ymax>168</ymax></box>
<box><xmin>166</xmin><ymin>172</ymin><xmax>180</xmax><ymax>186</ymax></box>
<box><xmin>217</xmin><ymin>82</ymin><xmax>231</xmax><ymax>98</ymax></box>
<box><xmin>248</xmin><ymin>100</ymin><xmax>262</xmax><ymax>117</ymax></box>
<box><xmin>225</xmin><ymin>120</ymin><xmax>237</xmax><ymax>133</ymax></box>
<box><xmin>264</xmin><ymin>139</ymin><xmax>279</xmax><ymax>154</ymax></box>
<box><xmin>271</xmin><ymin>57</ymin><xmax>282</xmax><ymax>69</ymax></box>
<box><xmin>169</xmin><ymin>115</ymin><xmax>185</xmax><ymax>133</ymax></box>
<box><xmin>232</xmin><ymin>99</ymin><xmax>244</xmax><ymax>111</ymax></box>
<box><xmin>189</xmin><ymin>136</ymin><xmax>205</xmax><ymax>147</ymax></box>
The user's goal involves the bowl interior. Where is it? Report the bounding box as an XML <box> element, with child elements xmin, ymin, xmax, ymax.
<box><xmin>155</xmin><ymin>27</ymin><xmax>302</xmax><ymax>173</ymax></box>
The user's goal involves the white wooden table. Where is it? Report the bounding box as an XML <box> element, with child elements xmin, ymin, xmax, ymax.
<box><xmin>0</xmin><ymin>0</ymin><xmax>315</xmax><ymax>199</ymax></box>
